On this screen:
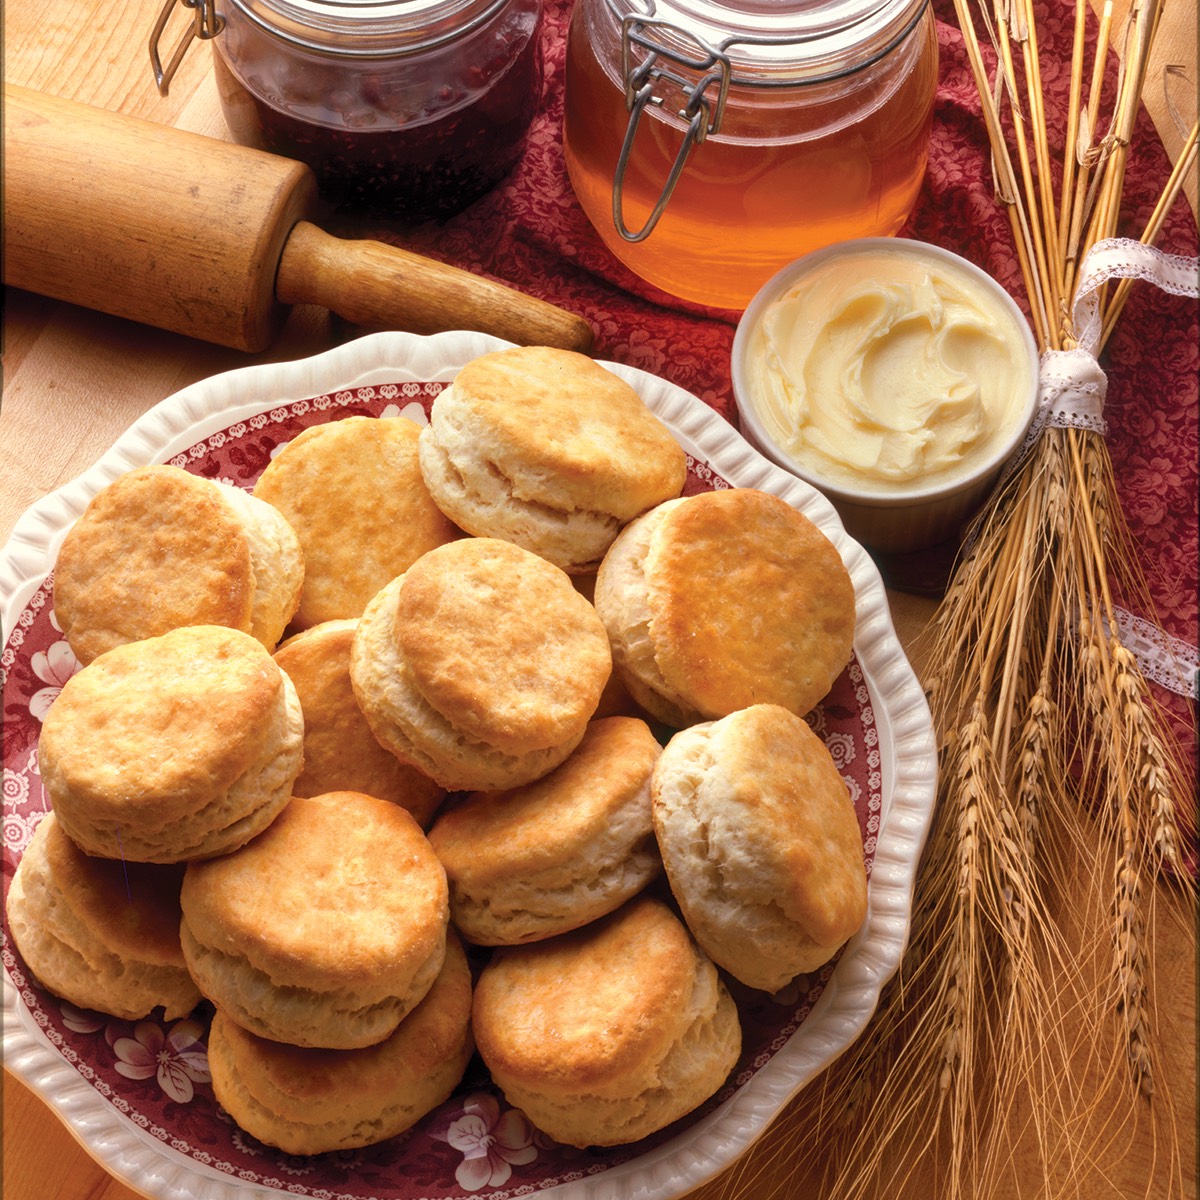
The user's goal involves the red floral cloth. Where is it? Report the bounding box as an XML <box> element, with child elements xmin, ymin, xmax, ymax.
<box><xmin>381</xmin><ymin>0</ymin><xmax>1198</xmax><ymax>732</ymax></box>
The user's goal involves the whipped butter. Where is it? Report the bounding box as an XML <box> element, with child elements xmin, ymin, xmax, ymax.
<box><xmin>744</xmin><ymin>246</ymin><xmax>1036</xmax><ymax>494</ymax></box>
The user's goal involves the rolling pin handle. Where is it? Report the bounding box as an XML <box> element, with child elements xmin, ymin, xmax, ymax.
<box><xmin>276</xmin><ymin>220</ymin><xmax>596</xmax><ymax>354</ymax></box>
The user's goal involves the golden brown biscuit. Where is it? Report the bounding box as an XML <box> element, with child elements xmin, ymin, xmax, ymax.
<box><xmin>427</xmin><ymin>716</ymin><xmax>663</xmax><ymax>944</ymax></box>
<box><xmin>594</xmin><ymin>489</ymin><xmax>855</xmax><ymax>726</ymax></box>
<box><xmin>418</xmin><ymin>346</ymin><xmax>687</xmax><ymax>573</ymax></box>
<box><xmin>6</xmin><ymin>813</ymin><xmax>201</xmax><ymax>1020</ymax></box>
<box><xmin>52</xmin><ymin>463</ymin><xmax>302</xmax><ymax>664</ymax></box>
<box><xmin>38</xmin><ymin>625</ymin><xmax>303</xmax><ymax>863</ymax></box>
<box><xmin>651</xmin><ymin>704</ymin><xmax>868</xmax><ymax>991</ymax></box>
<box><xmin>350</xmin><ymin>538</ymin><xmax>612</xmax><ymax>791</ymax></box>
<box><xmin>207</xmin><ymin>932</ymin><xmax>473</xmax><ymax>1155</ymax></box>
<box><xmin>253</xmin><ymin>416</ymin><xmax>459</xmax><ymax>629</ymax></box>
<box><xmin>274</xmin><ymin>620</ymin><xmax>445</xmax><ymax>828</ymax></box>
<box><xmin>181</xmin><ymin>792</ymin><xmax>449</xmax><ymax>1049</ymax></box>
<box><xmin>472</xmin><ymin>895</ymin><xmax>741</xmax><ymax>1147</ymax></box>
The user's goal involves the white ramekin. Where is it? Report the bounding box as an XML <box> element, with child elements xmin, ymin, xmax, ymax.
<box><xmin>730</xmin><ymin>238</ymin><xmax>1040</xmax><ymax>555</ymax></box>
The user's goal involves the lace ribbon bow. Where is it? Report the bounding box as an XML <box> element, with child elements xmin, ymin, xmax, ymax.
<box><xmin>1033</xmin><ymin>237</ymin><xmax>1199</xmax><ymax>442</ymax></box>
<box><xmin>1030</xmin><ymin>238</ymin><xmax>1200</xmax><ymax>699</ymax></box>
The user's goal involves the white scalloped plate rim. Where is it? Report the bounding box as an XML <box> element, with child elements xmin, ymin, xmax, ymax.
<box><xmin>1</xmin><ymin>329</ymin><xmax>937</xmax><ymax>1200</ymax></box>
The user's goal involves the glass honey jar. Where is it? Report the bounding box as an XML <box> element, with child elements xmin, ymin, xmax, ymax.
<box><xmin>562</xmin><ymin>0</ymin><xmax>938</xmax><ymax>309</ymax></box>
<box><xmin>151</xmin><ymin>0</ymin><xmax>544</xmax><ymax>222</ymax></box>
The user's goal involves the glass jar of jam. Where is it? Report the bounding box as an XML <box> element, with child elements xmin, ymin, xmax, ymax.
<box><xmin>562</xmin><ymin>0</ymin><xmax>938</xmax><ymax>309</ymax></box>
<box><xmin>154</xmin><ymin>0</ymin><xmax>544</xmax><ymax>222</ymax></box>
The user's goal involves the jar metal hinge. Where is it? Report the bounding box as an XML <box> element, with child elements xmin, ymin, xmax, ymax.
<box><xmin>613</xmin><ymin>16</ymin><xmax>731</xmax><ymax>243</ymax></box>
<box><xmin>149</xmin><ymin>0</ymin><xmax>225</xmax><ymax>96</ymax></box>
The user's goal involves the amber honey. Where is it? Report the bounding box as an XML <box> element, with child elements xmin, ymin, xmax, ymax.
<box><xmin>563</xmin><ymin>0</ymin><xmax>938</xmax><ymax>309</ymax></box>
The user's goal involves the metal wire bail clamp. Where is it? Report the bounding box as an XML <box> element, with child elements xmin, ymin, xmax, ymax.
<box><xmin>612</xmin><ymin>14</ymin><xmax>731</xmax><ymax>243</ymax></box>
<box><xmin>150</xmin><ymin>0</ymin><xmax>225</xmax><ymax>96</ymax></box>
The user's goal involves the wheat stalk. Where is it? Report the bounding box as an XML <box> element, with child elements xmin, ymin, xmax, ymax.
<box><xmin>797</xmin><ymin>0</ymin><xmax>1197</xmax><ymax>1196</ymax></box>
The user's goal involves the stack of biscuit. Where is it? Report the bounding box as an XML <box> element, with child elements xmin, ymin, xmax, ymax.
<box><xmin>8</xmin><ymin>342</ymin><xmax>871</xmax><ymax>1162</ymax></box>
<box><xmin>350</xmin><ymin>535</ymin><xmax>613</xmax><ymax>792</ymax></box>
<box><xmin>183</xmin><ymin>791</ymin><xmax>472</xmax><ymax>1152</ymax></box>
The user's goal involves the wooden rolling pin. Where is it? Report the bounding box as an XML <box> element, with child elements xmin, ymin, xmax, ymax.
<box><xmin>3</xmin><ymin>84</ymin><xmax>594</xmax><ymax>354</ymax></box>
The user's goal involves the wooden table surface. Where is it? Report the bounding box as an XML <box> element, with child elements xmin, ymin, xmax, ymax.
<box><xmin>2</xmin><ymin>0</ymin><xmax>1195</xmax><ymax>1198</ymax></box>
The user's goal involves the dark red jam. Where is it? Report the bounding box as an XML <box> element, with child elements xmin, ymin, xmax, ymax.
<box><xmin>213</xmin><ymin>7</ymin><xmax>543</xmax><ymax>222</ymax></box>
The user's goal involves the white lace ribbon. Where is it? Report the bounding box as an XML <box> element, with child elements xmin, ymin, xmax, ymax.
<box><xmin>1070</xmin><ymin>237</ymin><xmax>1199</xmax><ymax>356</ymax></box>
<box><xmin>1029</xmin><ymin>346</ymin><xmax>1108</xmax><ymax>444</ymax></box>
<box><xmin>1004</xmin><ymin>239</ymin><xmax>1200</xmax><ymax>700</ymax></box>
<box><xmin>1111</xmin><ymin>608</ymin><xmax>1200</xmax><ymax>702</ymax></box>
<box><xmin>1029</xmin><ymin>237</ymin><xmax>1199</xmax><ymax>446</ymax></box>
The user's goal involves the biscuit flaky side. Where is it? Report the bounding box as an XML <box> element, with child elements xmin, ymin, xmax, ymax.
<box><xmin>593</xmin><ymin>498</ymin><xmax>698</xmax><ymax>726</ymax></box>
<box><xmin>181</xmin><ymin>792</ymin><xmax>449</xmax><ymax>1050</ymax></box>
<box><xmin>651</xmin><ymin>704</ymin><xmax>869</xmax><ymax>992</ymax></box>
<box><xmin>274</xmin><ymin>619</ymin><xmax>445</xmax><ymax>828</ymax></box>
<box><xmin>213</xmin><ymin>482</ymin><xmax>305</xmax><ymax>650</ymax></box>
<box><xmin>38</xmin><ymin>625</ymin><xmax>303</xmax><ymax>863</ymax></box>
<box><xmin>253</xmin><ymin>416</ymin><xmax>459</xmax><ymax>629</ymax></box>
<box><xmin>52</xmin><ymin>464</ymin><xmax>256</xmax><ymax>664</ymax></box>
<box><xmin>6</xmin><ymin>813</ymin><xmax>201</xmax><ymax>1020</ymax></box>
<box><xmin>418</xmin><ymin>346</ymin><xmax>687</xmax><ymax>573</ymax></box>
<box><xmin>472</xmin><ymin>894</ymin><xmax>741</xmax><ymax>1147</ymax></box>
<box><xmin>351</xmin><ymin>539</ymin><xmax>612</xmax><ymax>791</ymax></box>
<box><xmin>427</xmin><ymin>715</ymin><xmax>663</xmax><ymax>944</ymax></box>
<box><xmin>207</xmin><ymin>932</ymin><xmax>474</xmax><ymax>1155</ymax></box>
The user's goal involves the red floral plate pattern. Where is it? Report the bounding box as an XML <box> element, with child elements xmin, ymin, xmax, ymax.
<box><xmin>1</xmin><ymin>330</ymin><xmax>936</xmax><ymax>1200</ymax></box>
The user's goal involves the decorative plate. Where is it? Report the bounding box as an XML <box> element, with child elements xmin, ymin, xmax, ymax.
<box><xmin>1</xmin><ymin>330</ymin><xmax>936</xmax><ymax>1200</ymax></box>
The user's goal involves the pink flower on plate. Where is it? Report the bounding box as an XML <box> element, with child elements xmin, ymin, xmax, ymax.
<box><xmin>59</xmin><ymin>1002</ymin><xmax>109</xmax><ymax>1036</ymax></box>
<box><xmin>28</xmin><ymin>639</ymin><xmax>79</xmax><ymax>721</ymax></box>
<box><xmin>447</xmin><ymin>1092</ymin><xmax>538</xmax><ymax>1191</ymax></box>
<box><xmin>381</xmin><ymin>401</ymin><xmax>428</xmax><ymax>425</ymax></box>
<box><xmin>113</xmin><ymin>1019</ymin><xmax>210</xmax><ymax>1103</ymax></box>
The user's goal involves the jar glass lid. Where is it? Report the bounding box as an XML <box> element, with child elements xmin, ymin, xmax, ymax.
<box><xmin>604</xmin><ymin>0</ymin><xmax>931</xmax><ymax>83</ymax></box>
<box><xmin>224</xmin><ymin>0</ymin><xmax>511</xmax><ymax>55</ymax></box>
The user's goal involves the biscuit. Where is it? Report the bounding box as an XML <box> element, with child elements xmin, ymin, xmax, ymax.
<box><xmin>180</xmin><ymin>792</ymin><xmax>449</xmax><ymax>1049</ymax></box>
<box><xmin>651</xmin><ymin>704</ymin><xmax>868</xmax><ymax>991</ymax></box>
<box><xmin>274</xmin><ymin>620</ymin><xmax>445</xmax><ymax>828</ymax></box>
<box><xmin>52</xmin><ymin>463</ymin><xmax>302</xmax><ymax>664</ymax></box>
<box><xmin>594</xmin><ymin>488</ymin><xmax>855</xmax><ymax>726</ymax></box>
<box><xmin>6</xmin><ymin>812</ymin><xmax>201</xmax><ymax>1021</ymax></box>
<box><xmin>253</xmin><ymin>416</ymin><xmax>459</xmax><ymax>629</ymax></box>
<box><xmin>418</xmin><ymin>346</ymin><xmax>687</xmax><ymax>573</ymax></box>
<box><xmin>472</xmin><ymin>894</ymin><xmax>741</xmax><ymax>1147</ymax></box>
<box><xmin>207</xmin><ymin>931</ymin><xmax>473</xmax><ymax>1155</ymax></box>
<box><xmin>350</xmin><ymin>538</ymin><xmax>612</xmax><ymax>792</ymax></box>
<box><xmin>38</xmin><ymin>625</ymin><xmax>303</xmax><ymax>863</ymax></box>
<box><xmin>428</xmin><ymin>716</ymin><xmax>663</xmax><ymax>944</ymax></box>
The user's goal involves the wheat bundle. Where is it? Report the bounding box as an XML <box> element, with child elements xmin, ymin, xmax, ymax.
<box><xmin>804</xmin><ymin>1</ymin><xmax>1198</xmax><ymax>1197</ymax></box>
<box><xmin>700</xmin><ymin>2</ymin><xmax>1197</xmax><ymax>1199</ymax></box>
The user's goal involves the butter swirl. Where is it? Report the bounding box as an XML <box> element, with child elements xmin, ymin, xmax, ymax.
<box><xmin>746</xmin><ymin>249</ymin><xmax>1034</xmax><ymax>493</ymax></box>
